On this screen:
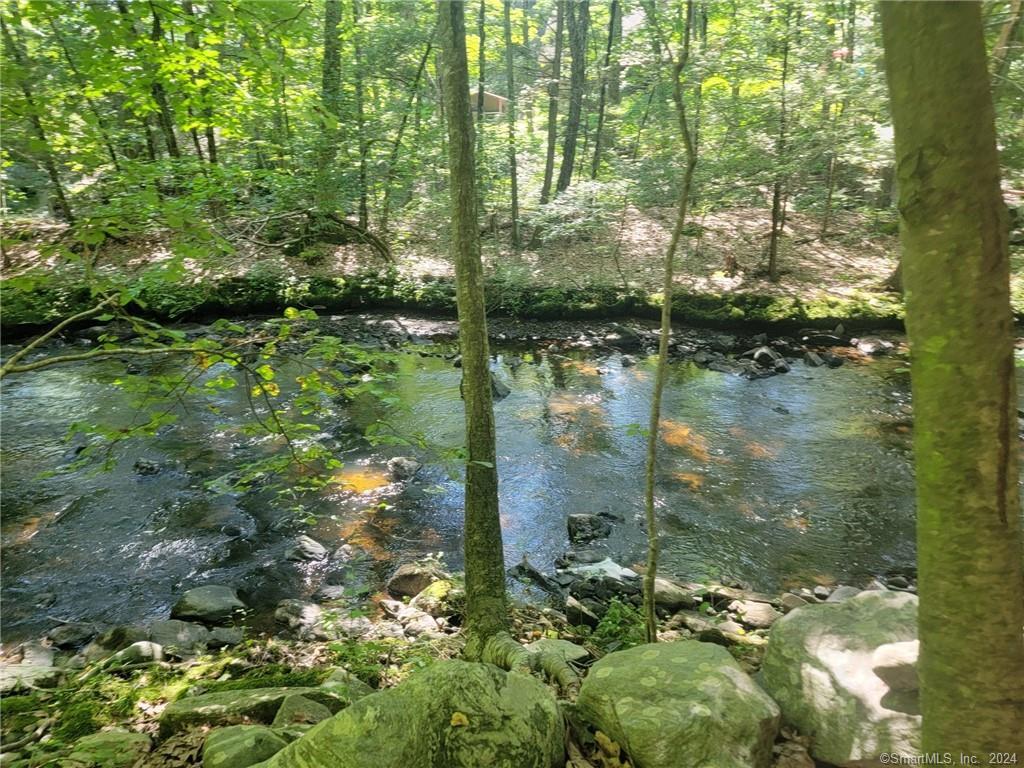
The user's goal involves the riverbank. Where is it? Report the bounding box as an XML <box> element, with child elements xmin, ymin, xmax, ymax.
<box><xmin>0</xmin><ymin>553</ymin><xmax>921</xmax><ymax>768</ymax></box>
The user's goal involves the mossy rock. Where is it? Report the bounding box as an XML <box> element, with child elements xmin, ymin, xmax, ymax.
<box><xmin>203</xmin><ymin>725</ymin><xmax>288</xmax><ymax>768</ymax></box>
<box><xmin>271</xmin><ymin>695</ymin><xmax>333</xmax><ymax>728</ymax></box>
<box><xmin>65</xmin><ymin>729</ymin><xmax>152</xmax><ymax>768</ymax></box>
<box><xmin>253</xmin><ymin>660</ymin><xmax>563</xmax><ymax>768</ymax></box>
<box><xmin>159</xmin><ymin>687</ymin><xmax>348</xmax><ymax>737</ymax></box>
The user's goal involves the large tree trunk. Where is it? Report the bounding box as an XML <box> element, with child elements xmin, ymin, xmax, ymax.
<box><xmin>0</xmin><ymin>15</ymin><xmax>74</xmax><ymax>222</ymax></box>
<box><xmin>539</xmin><ymin>0</ymin><xmax>564</xmax><ymax>205</ymax></box>
<box><xmin>503</xmin><ymin>0</ymin><xmax>520</xmax><ymax>248</ymax></box>
<box><xmin>881</xmin><ymin>0</ymin><xmax>1024</xmax><ymax>754</ymax></box>
<box><xmin>590</xmin><ymin>0</ymin><xmax>618</xmax><ymax>179</ymax></box>
<box><xmin>555</xmin><ymin>0</ymin><xmax>588</xmax><ymax>194</ymax></box>
<box><xmin>437</xmin><ymin>0</ymin><xmax>509</xmax><ymax>652</ymax></box>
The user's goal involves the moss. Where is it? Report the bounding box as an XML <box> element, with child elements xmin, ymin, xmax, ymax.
<box><xmin>0</xmin><ymin>694</ymin><xmax>45</xmax><ymax>736</ymax></box>
<box><xmin>199</xmin><ymin>664</ymin><xmax>330</xmax><ymax>694</ymax></box>
<box><xmin>52</xmin><ymin>700</ymin><xmax>102</xmax><ymax>742</ymax></box>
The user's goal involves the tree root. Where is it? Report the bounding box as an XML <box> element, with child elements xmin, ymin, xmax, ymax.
<box><xmin>468</xmin><ymin>631</ymin><xmax>581</xmax><ymax>695</ymax></box>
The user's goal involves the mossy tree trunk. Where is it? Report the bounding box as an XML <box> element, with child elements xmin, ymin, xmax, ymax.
<box><xmin>881</xmin><ymin>0</ymin><xmax>1024</xmax><ymax>753</ymax></box>
<box><xmin>438</xmin><ymin>0</ymin><xmax>509</xmax><ymax>651</ymax></box>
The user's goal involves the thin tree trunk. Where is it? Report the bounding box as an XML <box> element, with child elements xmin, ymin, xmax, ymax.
<box><xmin>608</xmin><ymin>0</ymin><xmax>622</xmax><ymax>105</ymax></box>
<box><xmin>640</xmin><ymin>0</ymin><xmax>698</xmax><ymax>644</ymax></box>
<box><xmin>521</xmin><ymin>8</ymin><xmax>534</xmax><ymax>137</ymax></box>
<box><xmin>353</xmin><ymin>0</ymin><xmax>369</xmax><ymax>228</ymax></box>
<box><xmin>881</xmin><ymin>0</ymin><xmax>1024</xmax><ymax>753</ymax></box>
<box><xmin>476</xmin><ymin>0</ymin><xmax>486</xmax><ymax>171</ymax></box>
<box><xmin>381</xmin><ymin>39</ymin><xmax>433</xmax><ymax>235</ymax></box>
<box><xmin>555</xmin><ymin>0</ymin><xmax>588</xmax><ymax>193</ymax></box>
<box><xmin>0</xmin><ymin>15</ymin><xmax>74</xmax><ymax>222</ymax></box>
<box><xmin>48</xmin><ymin>18</ymin><xmax>121</xmax><ymax>172</ymax></box>
<box><xmin>182</xmin><ymin>0</ymin><xmax>217</xmax><ymax>164</ymax></box>
<box><xmin>503</xmin><ymin>0</ymin><xmax>520</xmax><ymax>248</ymax></box>
<box><xmin>317</xmin><ymin>0</ymin><xmax>342</xmax><ymax>208</ymax></box>
<box><xmin>148</xmin><ymin>2</ymin><xmax>181</xmax><ymax>158</ymax></box>
<box><xmin>539</xmin><ymin>0</ymin><xmax>564</xmax><ymax>205</ymax></box>
<box><xmin>991</xmin><ymin>0</ymin><xmax>1022</xmax><ymax>102</ymax></box>
<box><xmin>590</xmin><ymin>0</ymin><xmax>618</xmax><ymax>179</ymax></box>
<box><xmin>437</xmin><ymin>0</ymin><xmax>509</xmax><ymax>652</ymax></box>
<box><xmin>767</xmin><ymin>3</ymin><xmax>792</xmax><ymax>283</ymax></box>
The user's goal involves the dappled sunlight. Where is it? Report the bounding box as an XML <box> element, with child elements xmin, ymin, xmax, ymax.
<box><xmin>660</xmin><ymin>419</ymin><xmax>711</xmax><ymax>463</ymax></box>
<box><xmin>671</xmin><ymin>471</ymin><xmax>705</xmax><ymax>491</ymax></box>
<box><xmin>330</xmin><ymin>466</ymin><xmax>392</xmax><ymax>494</ymax></box>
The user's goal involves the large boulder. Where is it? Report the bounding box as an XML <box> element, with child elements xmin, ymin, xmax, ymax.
<box><xmin>160</xmin><ymin>687</ymin><xmax>348</xmax><ymax>737</ymax></box>
<box><xmin>577</xmin><ymin>641</ymin><xmax>779</xmax><ymax>768</ymax></box>
<box><xmin>760</xmin><ymin>590</ymin><xmax>921</xmax><ymax>767</ymax></box>
<box><xmin>254</xmin><ymin>660</ymin><xmax>562</xmax><ymax>768</ymax></box>
<box><xmin>66</xmin><ymin>730</ymin><xmax>152</xmax><ymax>768</ymax></box>
<box><xmin>172</xmin><ymin>585</ymin><xmax>246</xmax><ymax>625</ymax></box>
<box><xmin>203</xmin><ymin>725</ymin><xmax>288</xmax><ymax>768</ymax></box>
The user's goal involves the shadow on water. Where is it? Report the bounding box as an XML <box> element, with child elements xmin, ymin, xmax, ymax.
<box><xmin>2</xmin><ymin>322</ymin><xmax>1002</xmax><ymax>642</ymax></box>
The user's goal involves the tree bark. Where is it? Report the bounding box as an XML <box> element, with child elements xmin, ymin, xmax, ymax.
<box><xmin>539</xmin><ymin>0</ymin><xmax>564</xmax><ymax>205</ymax></box>
<box><xmin>555</xmin><ymin>0</ymin><xmax>588</xmax><ymax>194</ymax></box>
<box><xmin>639</xmin><ymin>0</ymin><xmax>697</xmax><ymax>645</ymax></box>
<box><xmin>590</xmin><ymin>0</ymin><xmax>618</xmax><ymax>179</ymax></box>
<box><xmin>437</xmin><ymin>0</ymin><xmax>509</xmax><ymax>651</ymax></box>
<box><xmin>353</xmin><ymin>0</ymin><xmax>369</xmax><ymax>228</ymax></box>
<box><xmin>182</xmin><ymin>0</ymin><xmax>217</xmax><ymax>164</ymax></box>
<box><xmin>317</xmin><ymin>0</ymin><xmax>342</xmax><ymax>209</ymax></box>
<box><xmin>991</xmin><ymin>0</ymin><xmax>1023</xmax><ymax>102</ymax></box>
<box><xmin>0</xmin><ymin>14</ymin><xmax>74</xmax><ymax>222</ymax></box>
<box><xmin>767</xmin><ymin>3</ymin><xmax>792</xmax><ymax>283</ymax></box>
<box><xmin>503</xmin><ymin>0</ymin><xmax>520</xmax><ymax>248</ymax></box>
<box><xmin>881</xmin><ymin>0</ymin><xmax>1024</xmax><ymax>753</ymax></box>
<box><xmin>475</xmin><ymin>0</ymin><xmax>486</xmax><ymax>172</ymax></box>
<box><xmin>148</xmin><ymin>2</ymin><xmax>181</xmax><ymax>158</ymax></box>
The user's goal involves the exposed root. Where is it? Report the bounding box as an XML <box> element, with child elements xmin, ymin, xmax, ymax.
<box><xmin>469</xmin><ymin>631</ymin><xmax>581</xmax><ymax>695</ymax></box>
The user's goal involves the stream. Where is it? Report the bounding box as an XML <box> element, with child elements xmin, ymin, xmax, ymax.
<box><xmin>1</xmin><ymin>314</ymin><xmax>1013</xmax><ymax>644</ymax></box>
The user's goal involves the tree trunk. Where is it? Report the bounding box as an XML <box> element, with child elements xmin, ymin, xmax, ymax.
<box><xmin>475</xmin><ymin>0</ymin><xmax>486</xmax><ymax>173</ymax></box>
<box><xmin>353</xmin><ymin>0</ymin><xmax>369</xmax><ymax>229</ymax></box>
<box><xmin>0</xmin><ymin>15</ymin><xmax>74</xmax><ymax>222</ymax></box>
<box><xmin>437</xmin><ymin>0</ymin><xmax>509</xmax><ymax>651</ymax></box>
<box><xmin>880</xmin><ymin>0</ymin><xmax>1024</xmax><ymax>753</ymax></box>
<box><xmin>767</xmin><ymin>3</ymin><xmax>791</xmax><ymax>283</ymax></box>
<box><xmin>316</xmin><ymin>0</ymin><xmax>342</xmax><ymax>209</ymax></box>
<box><xmin>381</xmin><ymin>39</ymin><xmax>433</xmax><ymax>235</ymax></box>
<box><xmin>590</xmin><ymin>0</ymin><xmax>618</xmax><ymax>179</ymax></box>
<box><xmin>503</xmin><ymin>0</ymin><xmax>520</xmax><ymax>249</ymax></box>
<box><xmin>148</xmin><ymin>2</ymin><xmax>181</xmax><ymax>158</ymax></box>
<box><xmin>555</xmin><ymin>0</ymin><xmax>588</xmax><ymax>194</ymax></box>
<box><xmin>608</xmin><ymin>0</ymin><xmax>622</xmax><ymax>105</ymax></box>
<box><xmin>182</xmin><ymin>0</ymin><xmax>217</xmax><ymax>164</ymax></box>
<box><xmin>539</xmin><ymin>0</ymin><xmax>564</xmax><ymax>205</ymax></box>
<box><xmin>639</xmin><ymin>0</ymin><xmax>697</xmax><ymax>644</ymax></box>
<box><xmin>991</xmin><ymin>0</ymin><xmax>1023</xmax><ymax>102</ymax></box>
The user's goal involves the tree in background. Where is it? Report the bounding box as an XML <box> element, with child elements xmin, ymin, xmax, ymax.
<box><xmin>881</xmin><ymin>0</ymin><xmax>1024</xmax><ymax>752</ymax></box>
<box><xmin>555</xmin><ymin>0</ymin><xmax>588</xmax><ymax>194</ymax></box>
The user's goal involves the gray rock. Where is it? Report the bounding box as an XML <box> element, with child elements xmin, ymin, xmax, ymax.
<box><xmin>160</xmin><ymin>687</ymin><xmax>347</xmax><ymax>736</ymax></box>
<box><xmin>826</xmin><ymin>585</ymin><xmax>863</xmax><ymax>603</ymax></box>
<box><xmin>286</xmin><ymin>535</ymin><xmax>328</xmax><ymax>562</ymax></box>
<box><xmin>779</xmin><ymin>593</ymin><xmax>809</xmax><ymax>613</ymax></box>
<box><xmin>577</xmin><ymin>641</ymin><xmax>780</xmax><ymax>768</ymax></box>
<box><xmin>654</xmin><ymin>578</ymin><xmax>700</xmax><ymax>612</ymax></box>
<box><xmin>620</xmin><ymin>354</ymin><xmax>637</xmax><ymax>368</ymax></box>
<box><xmin>490</xmin><ymin>372</ymin><xmax>511</xmax><ymax>400</ymax></box>
<box><xmin>112</xmin><ymin>641</ymin><xmax>164</xmax><ymax>664</ymax></box>
<box><xmin>172</xmin><ymin>585</ymin><xmax>246</xmax><ymax>625</ymax></box>
<box><xmin>209</xmin><ymin>627</ymin><xmax>245</xmax><ymax>649</ymax></box>
<box><xmin>46</xmin><ymin>622</ymin><xmax>95</xmax><ymax>649</ymax></box>
<box><xmin>148</xmin><ymin>619</ymin><xmax>209</xmax><ymax>658</ymax></box>
<box><xmin>566</xmin><ymin>595</ymin><xmax>600</xmax><ymax>628</ymax></box>
<box><xmin>319</xmin><ymin>668</ymin><xmax>374</xmax><ymax>701</ymax></box>
<box><xmin>566</xmin><ymin>558</ymin><xmax>637</xmax><ymax>582</ymax></box>
<box><xmin>604</xmin><ymin>323</ymin><xmax>644</xmax><ymax>350</ymax></box>
<box><xmin>729</xmin><ymin>599</ymin><xmax>783</xmax><ymax>629</ymax></box>
<box><xmin>803</xmin><ymin>350</ymin><xmax>825</xmax><ymax>367</ymax></box>
<box><xmin>66</xmin><ymin>730</ymin><xmax>152</xmax><ymax>768</ymax></box>
<box><xmin>386</xmin><ymin>456</ymin><xmax>421</xmax><ymax>481</ymax></box>
<box><xmin>312</xmin><ymin>584</ymin><xmax>347</xmax><ymax>602</ymax></box>
<box><xmin>257</xmin><ymin>661</ymin><xmax>562</xmax><ymax>768</ymax></box>
<box><xmin>812</xmin><ymin>585</ymin><xmax>832</xmax><ymax>600</ymax></box>
<box><xmin>271</xmin><ymin>694</ymin><xmax>334</xmax><ymax>728</ymax></box>
<box><xmin>203</xmin><ymin>725</ymin><xmax>288</xmax><ymax>768</ymax></box>
<box><xmin>567</xmin><ymin>513</ymin><xmax>612</xmax><ymax>544</ymax></box>
<box><xmin>761</xmin><ymin>590</ymin><xmax>920</xmax><ymax>766</ymax></box>
<box><xmin>0</xmin><ymin>642</ymin><xmax>61</xmax><ymax>693</ymax></box>
<box><xmin>274</xmin><ymin>600</ymin><xmax>326</xmax><ymax>640</ymax></box>
<box><xmin>385</xmin><ymin>560</ymin><xmax>449</xmax><ymax>598</ymax></box>
<box><xmin>410</xmin><ymin>579</ymin><xmax>457</xmax><ymax>617</ymax></box>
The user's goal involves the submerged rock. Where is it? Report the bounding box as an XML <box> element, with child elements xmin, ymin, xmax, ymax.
<box><xmin>567</xmin><ymin>513</ymin><xmax>612</xmax><ymax>544</ymax></box>
<box><xmin>204</xmin><ymin>725</ymin><xmax>288</xmax><ymax>768</ymax></box>
<box><xmin>256</xmin><ymin>661</ymin><xmax>562</xmax><ymax>768</ymax></box>
<box><xmin>172</xmin><ymin>584</ymin><xmax>246</xmax><ymax>625</ymax></box>
<box><xmin>577</xmin><ymin>641</ymin><xmax>780</xmax><ymax>768</ymax></box>
<box><xmin>286</xmin><ymin>536</ymin><xmax>329</xmax><ymax>562</ymax></box>
<box><xmin>760</xmin><ymin>590</ymin><xmax>920</xmax><ymax>766</ymax></box>
<box><xmin>490</xmin><ymin>372</ymin><xmax>511</xmax><ymax>400</ymax></box>
<box><xmin>386</xmin><ymin>456</ymin><xmax>421</xmax><ymax>481</ymax></box>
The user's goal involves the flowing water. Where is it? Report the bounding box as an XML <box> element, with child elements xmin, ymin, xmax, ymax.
<box><xmin>0</xmin><ymin>317</ymin><xmax>998</xmax><ymax>643</ymax></box>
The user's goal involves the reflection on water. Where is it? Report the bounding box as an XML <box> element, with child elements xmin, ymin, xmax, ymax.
<box><xmin>2</xmin><ymin>327</ymin><xmax>996</xmax><ymax>641</ymax></box>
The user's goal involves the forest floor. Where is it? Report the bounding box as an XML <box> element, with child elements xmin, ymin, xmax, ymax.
<box><xmin>4</xmin><ymin>206</ymin><xmax>1023</xmax><ymax>324</ymax></box>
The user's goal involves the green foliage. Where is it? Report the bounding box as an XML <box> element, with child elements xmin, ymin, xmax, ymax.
<box><xmin>328</xmin><ymin>638</ymin><xmax>437</xmax><ymax>687</ymax></box>
<box><xmin>587</xmin><ymin>598</ymin><xmax>647</xmax><ymax>652</ymax></box>
<box><xmin>198</xmin><ymin>664</ymin><xmax>330</xmax><ymax>694</ymax></box>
